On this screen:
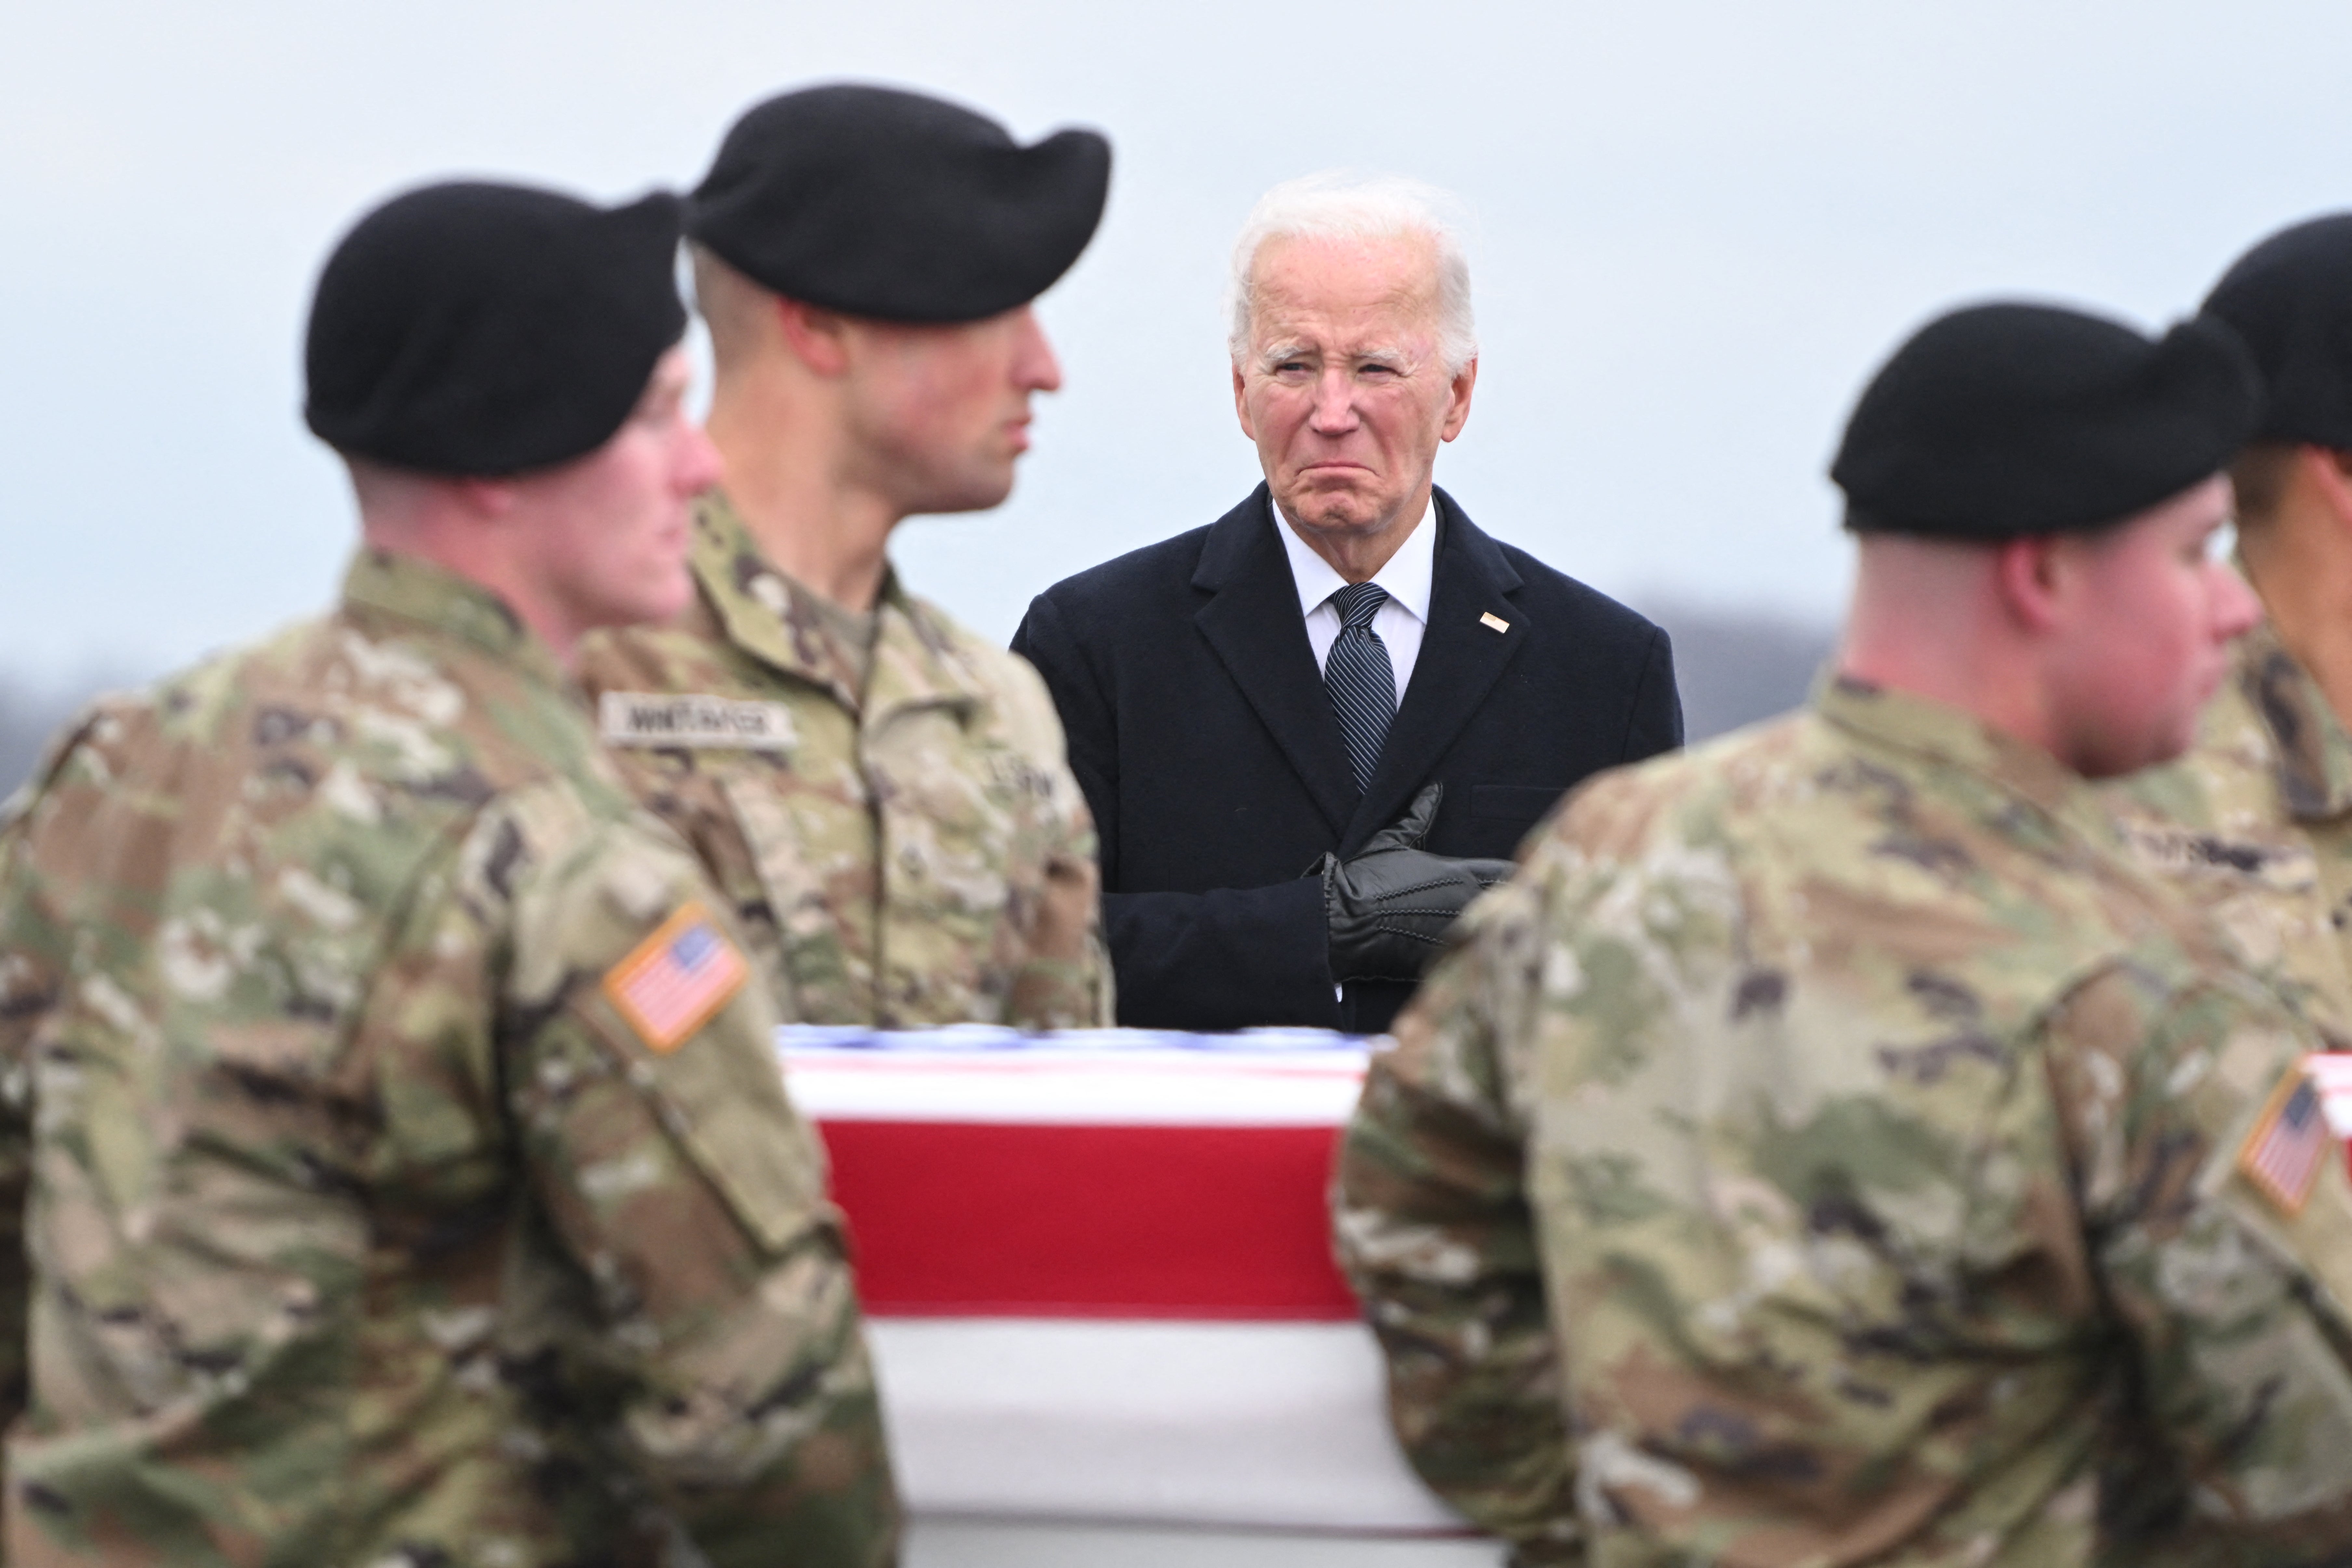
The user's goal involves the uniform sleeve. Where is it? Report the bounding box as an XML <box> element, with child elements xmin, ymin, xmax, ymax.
<box><xmin>372</xmin><ymin>788</ymin><xmax>897</xmax><ymax>1567</ymax></box>
<box><xmin>1332</xmin><ymin>879</ymin><xmax>1578</xmax><ymax>1563</ymax></box>
<box><xmin>1010</xmin><ymin>595</ymin><xmax>1111</xmax><ymax>871</ymax></box>
<box><xmin>0</xmin><ymin>805</ymin><xmax>49</xmax><ymax>1456</ymax></box>
<box><xmin>1004</xmin><ymin>784</ymin><xmax>1114</xmax><ymax>1030</ymax></box>
<box><xmin>993</xmin><ymin>641</ymin><xmax>1115</xmax><ymax>1029</ymax></box>
<box><xmin>2044</xmin><ymin>963</ymin><xmax>2352</xmax><ymax>1561</ymax></box>
<box><xmin>0</xmin><ymin>715</ymin><xmax>103</xmax><ymax>1474</ymax></box>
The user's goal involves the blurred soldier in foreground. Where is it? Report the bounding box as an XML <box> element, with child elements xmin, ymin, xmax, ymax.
<box><xmin>2110</xmin><ymin>216</ymin><xmax>2352</xmax><ymax>1043</ymax></box>
<box><xmin>578</xmin><ymin>84</ymin><xmax>1114</xmax><ymax>1029</ymax></box>
<box><xmin>1336</xmin><ymin>302</ymin><xmax>2352</xmax><ymax>1565</ymax></box>
<box><xmin>0</xmin><ymin>183</ymin><xmax>894</xmax><ymax>1564</ymax></box>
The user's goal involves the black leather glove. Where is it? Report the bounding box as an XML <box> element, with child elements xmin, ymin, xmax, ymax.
<box><xmin>1321</xmin><ymin>783</ymin><xmax>1518</xmax><ymax>984</ymax></box>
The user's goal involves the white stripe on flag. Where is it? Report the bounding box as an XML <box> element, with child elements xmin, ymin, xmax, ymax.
<box><xmin>781</xmin><ymin>1046</ymin><xmax>1371</xmax><ymax>1125</ymax></box>
<box><xmin>869</xmin><ymin>1318</ymin><xmax>1464</xmax><ymax>1535</ymax></box>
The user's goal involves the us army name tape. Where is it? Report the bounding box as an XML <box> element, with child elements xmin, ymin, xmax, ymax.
<box><xmin>599</xmin><ymin>692</ymin><xmax>797</xmax><ymax>750</ymax></box>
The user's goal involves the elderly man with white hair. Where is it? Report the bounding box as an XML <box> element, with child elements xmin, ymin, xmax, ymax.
<box><xmin>1014</xmin><ymin>172</ymin><xmax>1682</xmax><ymax>1035</ymax></box>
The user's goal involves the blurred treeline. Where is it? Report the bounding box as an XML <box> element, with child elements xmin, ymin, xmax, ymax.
<box><xmin>0</xmin><ymin>604</ymin><xmax>1835</xmax><ymax>798</ymax></box>
<box><xmin>1643</xmin><ymin>603</ymin><xmax>1836</xmax><ymax>746</ymax></box>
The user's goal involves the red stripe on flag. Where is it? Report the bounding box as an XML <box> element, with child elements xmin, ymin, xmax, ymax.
<box><xmin>820</xmin><ymin>1120</ymin><xmax>1360</xmax><ymax>1319</ymax></box>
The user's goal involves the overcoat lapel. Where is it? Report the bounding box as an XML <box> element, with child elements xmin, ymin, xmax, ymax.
<box><xmin>1192</xmin><ymin>487</ymin><xmax>1359</xmax><ymax>838</ymax></box>
<box><xmin>1342</xmin><ymin>489</ymin><xmax>1528</xmax><ymax>851</ymax></box>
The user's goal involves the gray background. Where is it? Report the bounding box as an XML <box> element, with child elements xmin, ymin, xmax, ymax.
<box><xmin>8</xmin><ymin>0</ymin><xmax>2347</xmax><ymax>785</ymax></box>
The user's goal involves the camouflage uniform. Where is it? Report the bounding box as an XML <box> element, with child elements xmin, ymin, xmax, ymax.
<box><xmin>2107</xmin><ymin>620</ymin><xmax>2352</xmax><ymax>1045</ymax></box>
<box><xmin>1335</xmin><ymin>676</ymin><xmax>2352</xmax><ymax>1567</ymax></box>
<box><xmin>0</xmin><ymin>550</ymin><xmax>896</xmax><ymax>1567</ymax></box>
<box><xmin>576</xmin><ymin>492</ymin><xmax>1111</xmax><ymax>1028</ymax></box>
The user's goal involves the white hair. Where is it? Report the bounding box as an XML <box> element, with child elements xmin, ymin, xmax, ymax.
<box><xmin>1225</xmin><ymin>171</ymin><xmax>1477</xmax><ymax>374</ymax></box>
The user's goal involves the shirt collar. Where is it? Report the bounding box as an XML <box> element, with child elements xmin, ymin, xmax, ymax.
<box><xmin>339</xmin><ymin>547</ymin><xmax>566</xmax><ymax>692</ymax></box>
<box><xmin>1815</xmin><ymin>672</ymin><xmax>2121</xmax><ymax>848</ymax></box>
<box><xmin>688</xmin><ymin>487</ymin><xmax>985</xmax><ymax>721</ymax></box>
<box><xmin>1271</xmin><ymin>492</ymin><xmax>1437</xmax><ymax>623</ymax></box>
<box><xmin>2233</xmin><ymin>620</ymin><xmax>2352</xmax><ymax>821</ymax></box>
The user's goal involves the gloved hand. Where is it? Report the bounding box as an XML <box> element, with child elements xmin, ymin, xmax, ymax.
<box><xmin>1321</xmin><ymin>783</ymin><xmax>1518</xmax><ymax>984</ymax></box>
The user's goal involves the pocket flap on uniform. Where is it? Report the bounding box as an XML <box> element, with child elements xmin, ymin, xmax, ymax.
<box><xmin>585</xmin><ymin>982</ymin><xmax>834</xmax><ymax>1258</ymax></box>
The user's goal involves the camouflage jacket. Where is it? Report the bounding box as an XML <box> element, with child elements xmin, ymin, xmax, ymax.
<box><xmin>575</xmin><ymin>492</ymin><xmax>1111</xmax><ymax>1028</ymax></box>
<box><xmin>0</xmin><ymin>551</ymin><xmax>896</xmax><ymax>1567</ymax></box>
<box><xmin>1335</xmin><ymin>677</ymin><xmax>2352</xmax><ymax>1568</ymax></box>
<box><xmin>2106</xmin><ymin>621</ymin><xmax>2352</xmax><ymax>1046</ymax></box>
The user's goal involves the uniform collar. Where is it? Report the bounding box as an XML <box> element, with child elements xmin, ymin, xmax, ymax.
<box><xmin>339</xmin><ymin>547</ymin><xmax>567</xmax><ymax>692</ymax></box>
<box><xmin>1272</xmin><ymin>492</ymin><xmax>1437</xmax><ymax>625</ymax></box>
<box><xmin>1815</xmin><ymin>673</ymin><xmax>2120</xmax><ymax>847</ymax></box>
<box><xmin>2235</xmin><ymin>620</ymin><xmax>2352</xmax><ymax>821</ymax></box>
<box><xmin>687</xmin><ymin>487</ymin><xmax>984</xmax><ymax>720</ymax></box>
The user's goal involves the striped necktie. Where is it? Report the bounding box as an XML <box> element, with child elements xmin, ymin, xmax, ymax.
<box><xmin>1325</xmin><ymin>582</ymin><xmax>1396</xmax><ymax>793</ymax></box>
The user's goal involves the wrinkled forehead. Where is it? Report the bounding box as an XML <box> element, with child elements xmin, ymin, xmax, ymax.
<box><xmin>1246</xmin><ymin>231</ymin><xmax>1444</xmax><ymax>351</ymax></box>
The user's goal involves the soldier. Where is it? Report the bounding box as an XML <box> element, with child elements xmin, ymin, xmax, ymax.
<box><xmin>1334</xmin><ymin>302</ymin><xmax>2352</xmax><ymax>1565</ymax></box>
<box><xmin>2108</xmin><ymin>216</ymin><xmax>2352</xmax><ymax>1044</ymax></box>
<box><xmin>577</xmin><ymin>85</ymin><xmax>1116</xmax><ymax>1030</ymax></box>
<box><xmin>0</xmin><ymin>181</ymin><xmax>895</xmax><ymax>1564</ymax></box>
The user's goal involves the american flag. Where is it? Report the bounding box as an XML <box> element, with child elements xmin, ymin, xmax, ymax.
<box><xmin>2240</xmin><ymin>1071</ymin><xmax>2327</xmax><ymax>1216</ymax></box>
<box><xmin>604</xmin><ymin>905</ymin><xmax>747</xmax><ymax>1053</ymax></box>
<box><xmin>777</xmin><ymin>1027</ymin><xmax>1469</xmax><ymax>1543</ymax></box>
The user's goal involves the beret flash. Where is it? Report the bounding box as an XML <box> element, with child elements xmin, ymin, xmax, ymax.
<box><xmin>688</xmin><ymin>83</ymin><xmax>1110</xmax><ymax>324</ymax></box>
<box><xmin>1832</xmin><ymin>301</ymin><xmax>2260</xmax><ymax>539</ymax></box>
<box><xmin>2202</xmin><ymin>213</ymin><xmax>2352</xmax><ymax>451</ymax></box>
<box><xmin>304</xmin><ymin>181</ymin><xmax>687</xmax><ymax>477</ymax></box>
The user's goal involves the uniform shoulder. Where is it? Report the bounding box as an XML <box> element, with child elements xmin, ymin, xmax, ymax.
<box><xmin>895</xmin><ymin>589</ymin><xmax>995</xmax><ymax>655</ymax></box>
<box><xmin>140</xmin><ymin>605</ymin><xmax>614</xmax><ymax>838</ymax></box>
<box><xmin>900</xmin><ymin>592</ymin><xmax>1066</xmax><ymax>741</ymax></box>
<box><xmin>575</xmin><ymin>619</ymin><xmax>742</xmax><ymax>699</ymax></box>
<box><xmin>1537</xmin><ymin>710</ymin><xmax>2212</xmax><ymax>1043</ymax></box>
<box><xmin>4</xmin><ymin>620</ymin><xmax>340</xmax><ymax>864</ymax></box>
<box><xmin>459</xmin><ymin>767</ymin><xmax>682</xmax><ymax>911</ymax></box>
<box><xmin>2</xmin><ymin>686</ymin><xmax>151</xmax><ymax>834</ymax></box>
<box><xmin>1537</xmin><ymin>712</ymin><xmax>1813</xmax><ymax>864</ymax></box>
<box><xmin>28</xmin><ymin>615</ymin><xmax>339</xmax><ymax>782</ymax></box>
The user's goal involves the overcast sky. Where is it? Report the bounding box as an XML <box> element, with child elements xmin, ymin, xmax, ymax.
<box><xmin>7</xmin><ymin>1</ymin><xmax>2352</xmax><ymax>687</ymax></box>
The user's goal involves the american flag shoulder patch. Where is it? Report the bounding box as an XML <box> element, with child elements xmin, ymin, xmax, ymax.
<box><xmin>601</xmin><ymin>902</ymin><xmax>749</xmax><ymax>1055</ymax></box>
<box><xmin>2238</xmin><ymin>1067</ymin><xmax>2329</xmax><ymax>1217</ymax></box>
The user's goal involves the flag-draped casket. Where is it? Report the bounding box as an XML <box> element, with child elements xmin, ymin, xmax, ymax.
<box><xmin>779</xmin><ymin>1026</ymin><xmax>1475</xmax><ymax>1540</ymax></box>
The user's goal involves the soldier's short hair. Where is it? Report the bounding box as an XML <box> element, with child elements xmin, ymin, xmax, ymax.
<box><xmin>2229</xmin><ymin>441</ymin><xmax>2303</xmax><ymax>527</ymax></box>
<box><xmin>688</xmin><ymin>242</ymin><xmax>770</xmax><ymax>379</ymax></box>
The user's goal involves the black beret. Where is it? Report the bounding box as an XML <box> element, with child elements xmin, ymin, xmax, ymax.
<box><xmin>304</xmin><ymin>181</ymin><xmax>687</xmax><ymax>477</ymax></box>
<box><xmin>2202</xmin><ymin>214</ymin><xmax>2352</xmax><ymax>449</ymax></box>
<box><xmin>688</xmin><ymin>83</ymin><xmax>1111</xmax><ymax>323</ymax></box>
<box><xmin>1831</xmin><ymin>301</ymin><xmax>2259</xmax><ymax>538</ymax></box>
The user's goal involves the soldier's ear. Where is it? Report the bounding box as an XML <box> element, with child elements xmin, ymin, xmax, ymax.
<box><xmin>1992</xmin><ymin>534</ymin><xmax>2068</xmax><ymax>634</ymax></box>
<box><xmin>451</xmin><ymin>475</ymin><xmax>522</xmax><ymax>520</ymax></box>
<box><xmin>774</xmin><ymin>297</ymin><xmax>853</xmax><ymax>377</ymax></box>
<box><xmin>2303</xmin><ymin>445</ymin><xmax>2352</xmax><ymax>529</ymax></box>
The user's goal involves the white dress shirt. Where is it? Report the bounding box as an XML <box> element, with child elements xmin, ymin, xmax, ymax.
<box><xmin>1273</xmin><ymin>495</ymin><xmax>1434</xmax><ymax>708</ymax></box>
